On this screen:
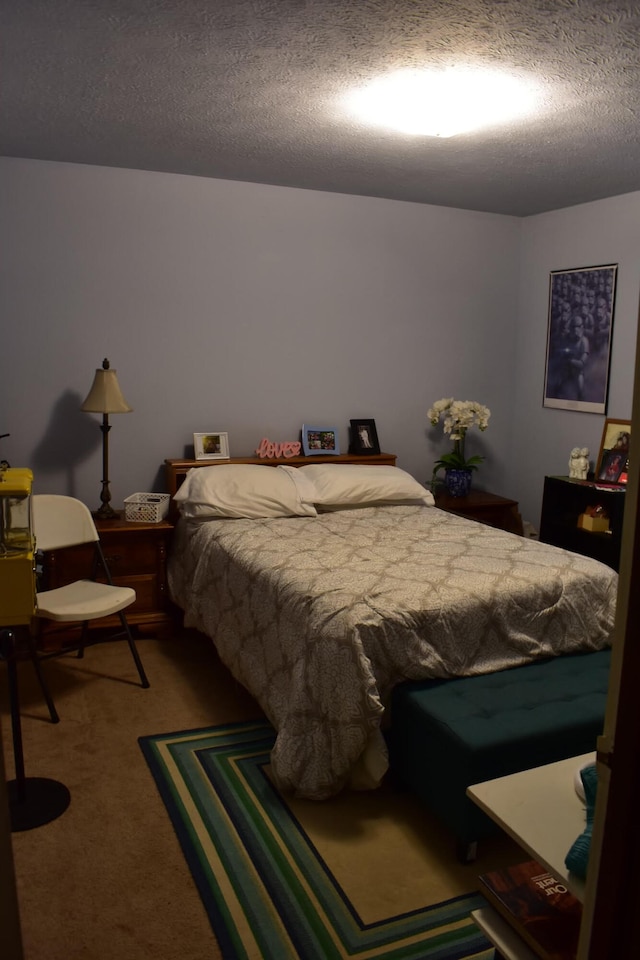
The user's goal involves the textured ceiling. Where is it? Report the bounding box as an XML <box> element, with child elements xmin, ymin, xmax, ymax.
<box><xmin>2</xmin><ymin>0</ymin><xmax>640</xmax><ymax>216</ymax></box>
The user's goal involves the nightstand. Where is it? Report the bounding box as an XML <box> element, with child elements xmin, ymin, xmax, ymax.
<box><xmin>434</xmin><ymin>488</ymin><xmax>524</xmax><ymax>536</ymax></box>
<box><xmin>39</xmin><ymin>515</ymin><xmax>175</xmax><ymax>645</ymax></box>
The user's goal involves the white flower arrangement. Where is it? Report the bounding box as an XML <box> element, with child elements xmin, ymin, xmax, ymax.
<box><xmin>428</xmin><ymin>398</ymin><xmax>491</xmax><ymax>481</ymax></box>
<box><xmin>428</xmin><ymin>398</ymin><xmax>491</xmax><ymax>440</ymax></box>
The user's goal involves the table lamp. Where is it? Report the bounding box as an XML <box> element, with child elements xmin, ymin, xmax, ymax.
<box><xmin>81</xmin><ymin>358</ymin><xmax>132</xmax><ymax>520</ymax></box>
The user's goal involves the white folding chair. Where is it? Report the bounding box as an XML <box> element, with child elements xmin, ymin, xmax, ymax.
<box><xmin>30</xmin><ymin>494</ymin><xmax>150</xmax><ymax>722</ymax></box>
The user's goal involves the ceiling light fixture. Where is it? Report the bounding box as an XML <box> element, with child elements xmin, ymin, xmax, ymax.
<box><xmin>345</xmin><ymin>67</ymin><xmax>539</xmax><ymax>138</ymax></box>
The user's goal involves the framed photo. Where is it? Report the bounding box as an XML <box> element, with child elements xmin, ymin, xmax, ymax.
<box><xmin>543</xmin><ymin>263</ymin><xmax>618</xmax><ymax>413</ymax></box>
<box><xmin>193</xmin><ymin>432</ymin><xmax>230</xmax><ymax>460</ymax></box>
<box><xmin>349</xmin><ymin>419</ymin><xmax>381</xmax><ymax>455</ymax></box>
<box><xmin>301</xmin><ymin>425</ymin><xmax>340</xmax><ymax>456</ymax></box>
<box><xmin>596</xmin><ymin>418</ymin><xmax>630</xmax><ymax>484</ymax></box>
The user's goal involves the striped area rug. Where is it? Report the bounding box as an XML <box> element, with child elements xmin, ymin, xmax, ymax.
<box><xmin>139</xmin><ymin>720</ymin><xmax>492</xmax><ymax>960</ymax></box>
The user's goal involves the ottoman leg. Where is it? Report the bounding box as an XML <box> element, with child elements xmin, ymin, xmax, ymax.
<box><xmin>456</xmin><ymin>839</ymin><xmax>478</xmax><ymax>864</ymax></box>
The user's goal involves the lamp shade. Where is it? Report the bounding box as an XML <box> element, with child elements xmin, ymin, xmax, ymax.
<box><xmin>81</xmin><ymin>358</ymin><xmax>132</xmax><ymax>414</ymax></box>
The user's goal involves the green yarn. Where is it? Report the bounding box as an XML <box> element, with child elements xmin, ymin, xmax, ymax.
<box><xmin>565</xmin><ymin>763</ymin><xmax>598</xmax><ymax>879</ymax></box>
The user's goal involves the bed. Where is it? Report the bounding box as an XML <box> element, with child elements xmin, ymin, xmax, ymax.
<box><xmin>164</xmin><ymin>455</ymin><xmax>617</xmax><ymax>800</ymax></box>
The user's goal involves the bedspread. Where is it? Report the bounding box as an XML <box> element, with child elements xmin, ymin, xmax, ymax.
<box><xmin>168</xmin><ymin>504</ymin><xmax>617</xmax><ymax>799</ymax></box>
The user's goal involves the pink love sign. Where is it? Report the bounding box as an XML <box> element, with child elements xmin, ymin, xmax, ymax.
<box><xmin>255</xmin><ymin>438</ymin><xmax>302</xmax><ymax>459</ymax></box>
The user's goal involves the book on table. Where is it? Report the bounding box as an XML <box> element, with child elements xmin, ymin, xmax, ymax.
<box><xmin>478</xmin><ymin>859</ymin><xmax>582</xmax><ymax>960</ymax></box>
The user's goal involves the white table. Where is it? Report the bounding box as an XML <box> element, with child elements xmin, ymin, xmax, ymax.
<box><xmin>471</xmin><ymin>906</ymin><xmax>538</xmax><ymax>960</ymax></box>
<box><xmin>467</xmin><ymin>752</ymin><xmax>592</xmax><ymax>901</ymax></box>
<box><xmin>467</xmin><ymin>754</ymin><xmax>593</xmax><ymax>958</ymax></box>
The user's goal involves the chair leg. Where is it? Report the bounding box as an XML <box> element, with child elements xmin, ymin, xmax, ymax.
<box><xmin>119</xmin><ymin>612</ymin><xmax>150</xmax><ymax>689</ymax></box>
<box><xmin>24</xmin><ymin>629</ymin><xmax>60</xmax><ymax>724</ymax></box>
<box><xmin>77</xmin><ymin>620</ymin><xmax>89</xmax><ymax>659</ymax></box>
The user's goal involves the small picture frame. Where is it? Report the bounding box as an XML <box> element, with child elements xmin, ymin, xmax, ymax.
<box><xmin>349</xmin><ymin>419</ymin><xmax>380</xmax><ymax>455</ymax></box>
<box><xmin>596</xmin><ymin>419</ymin><xmax>630</xmax><ymax>484</ymax></box>
<box><xmin>193</xmin><ymin>432</ymin><xmax>230</xmax><ymax>460</ymax></box>
<box><xmin>301</xmin><ymin>425</ymin><xmax>340</xmax><ymax>456</ymax></box>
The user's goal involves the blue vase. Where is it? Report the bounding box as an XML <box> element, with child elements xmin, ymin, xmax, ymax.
<box><xmin>444</xmin><ymin>468</ymin><xmax>472</xmax><ymax>497</ymax></box>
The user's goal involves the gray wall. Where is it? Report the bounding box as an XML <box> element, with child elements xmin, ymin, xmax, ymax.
<box><xmin>512</xmin><ymin>194</ymin><xmax>640</xmax><ymax>527</ymax></box>
<box><xmin>0</xmin><ymin>157</ymin><xmax>520</xmax><ymax>508</ymax></box>
<box><xmin>1</xmin><ymin>156</ymin><xmax>638</xmax><ymax>528</ymax></box>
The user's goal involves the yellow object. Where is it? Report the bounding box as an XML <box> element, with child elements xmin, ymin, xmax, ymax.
<box><xmin>578</xmin><ymin>513</ymin><xmax>610</xmax><ymax>533</ymax></box>
<box><xmin>0</xmin><ymin>466</ymin><xmax>36</xmax><ymax>626</ymax></box>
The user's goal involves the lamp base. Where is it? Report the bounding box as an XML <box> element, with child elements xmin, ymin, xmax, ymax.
<box><xmin>94</xmin><ymin>502</ymin><xmax>119</xmax><ymax>521</ymax></box>
<box><xmin>8</xmin><ymin>777</ymin><xmax>71</xmax><ymax>832</ymax></box>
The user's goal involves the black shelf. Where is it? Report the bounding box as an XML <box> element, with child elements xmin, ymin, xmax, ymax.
<box><xmin>539</xmin><ymin>475</ymin><xmax>626</xmax><ymax>571</ymax></box>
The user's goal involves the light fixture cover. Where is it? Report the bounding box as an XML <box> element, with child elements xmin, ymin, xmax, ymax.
<box><xmin>345</xmin><ymin>67</ymin><xmax>539</xmax><ymax>138</ymax></box>
<box><xmin>81</xmin><ymin>360</ymin><xmax>132</xmax><ymax>414</ymax></box>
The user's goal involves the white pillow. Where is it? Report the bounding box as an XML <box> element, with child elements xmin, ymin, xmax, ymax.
<box><xmin>173</xmin><ymin>464</ymin><xmax>318</xmax><ymax>519</ymax></box>
<box><xmin>293</xmin><ymin>464</ymin><xmax>434</xmax><ymax>508</ymax></box>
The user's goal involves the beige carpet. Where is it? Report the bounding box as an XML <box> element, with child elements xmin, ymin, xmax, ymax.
<box><xmin>1</xmin><ymin>630</ymin><xmax>521</xmax><ymax>960</ymax></box>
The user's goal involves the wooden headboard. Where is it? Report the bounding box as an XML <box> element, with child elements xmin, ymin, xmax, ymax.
<box><xmin>164</xmin><ymin>453</ymin><xmax>397</xmax><ymax>521</ymax></box>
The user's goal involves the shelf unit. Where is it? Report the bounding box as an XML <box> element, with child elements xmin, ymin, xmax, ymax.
<box><xmin>468</xmin><ymin>754</ymin><xmax>590</xmax><ymax>959</ymax></box>
<box><xmin>539</xmin><ymin>475</ymin><xmax>626</xmax><ymax>571</ymax></box>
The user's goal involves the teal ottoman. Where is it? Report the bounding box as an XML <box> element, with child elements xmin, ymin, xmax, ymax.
<box><xmin>388</xmin><ymin>649</ymin><xmax>611</xmax><ymax>862</ymax></box>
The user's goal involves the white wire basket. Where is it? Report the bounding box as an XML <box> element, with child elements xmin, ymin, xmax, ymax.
<box><xmin>123</xmin><ymin>492</ymin><xmax>170</xmax><ymax>523</ymax></box>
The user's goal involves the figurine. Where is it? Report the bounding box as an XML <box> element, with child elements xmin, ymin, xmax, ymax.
<box><xmin>577</xmin><ymin>447</ymin><xmax>590</xmax><ymax>480</ymax></box>
<box><xmin>569</xmin><ymin>448</ymin><xmax>581</xmax><ymax>478</ymax></box>
<box><xmin>569</xmin><ymin>447</ymin><xmax>589</xmax><ymax>480</ymax></box>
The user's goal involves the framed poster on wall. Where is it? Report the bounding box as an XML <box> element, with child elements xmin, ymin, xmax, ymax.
<box><xmin>543</xmin><ymin>263</ymin><xmax>618</xmax><ymax>413</ymax></box>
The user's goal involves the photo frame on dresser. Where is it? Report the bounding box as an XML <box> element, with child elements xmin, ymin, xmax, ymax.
<box><xmin>596</xmin><ymin>419</ymin><xmax>630</xmax><ymax>484</ymax></box>
<box><xmin>349</xmin><ymin>419</ymin><xmax>381</xmax><ymax>455</ymax></box>
<box><xmin>301</xmin><ymin>426</ymin><xmax>340</xmax><ymax>456</ymax></box>
<box><xmin>193</xmin><ymin>432</ymin><xmax>230</xmax><ymax>460</ymax></box>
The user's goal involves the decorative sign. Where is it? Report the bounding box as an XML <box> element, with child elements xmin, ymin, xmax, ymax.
<box><xmin>255</xmin><ymin>438</ymin><xmax>302</xmax><ymax>459</ymax></box>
